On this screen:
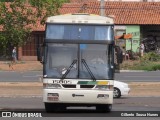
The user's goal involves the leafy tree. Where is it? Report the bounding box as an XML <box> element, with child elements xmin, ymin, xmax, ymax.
<box><xmin>0</xmin><ymin>0</ymin><xmax>35</xmax><ymax>57</ymax></box>
<box><xmin>29</xmin><ymin>0</ymin><xmax>70</xmax><ymax>24</ymax></box>
<box><xmin>0</xmin><ymin>0</ymin><xmax>69</xmax><ymax>58</ymax></box>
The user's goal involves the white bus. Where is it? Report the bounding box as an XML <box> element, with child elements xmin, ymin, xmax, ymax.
<box><xmin>38</xmin><ymin>14</ymin><xmax>121</xmax><ymax>112</ymax></box>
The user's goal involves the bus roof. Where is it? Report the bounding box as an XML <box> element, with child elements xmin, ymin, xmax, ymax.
<box><xmin>46</xmin><ymin>14</ymin><xmax>114</xmax><ymax>24</ymax></box>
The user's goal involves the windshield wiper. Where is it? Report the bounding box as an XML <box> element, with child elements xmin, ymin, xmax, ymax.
<box><xmin>81</xmin><ymin>59</ymin><xmax>96</xmax><ymax>81</ymax></box>
<box><xmin>60</xmin><ymin>59</ymin><xmax>77</xmax><ymax>80</ymax></box>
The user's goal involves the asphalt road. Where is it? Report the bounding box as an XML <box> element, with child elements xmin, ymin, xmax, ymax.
<box><xmin>0</xmin><ymin>71</ymin><xmax>160</xmax><ymax>82</ymax></box>
<box><xmin>0</xmin><ymin>97</ymin><xmax>160</xmax><ymax>118</ymax></box>
<box><xmin>115</xmin><ymin>71</ymin><xmax>160</xmax><ymax>82</ymax></box>
<box><xmin>0</xmin><ymin>71</ymin><xmax>42</xmax><ymax>82</ymax></box>
<box><xmin>0</xmin><ymin>97</ymin><xmax>160</xmax><ymax>120</ymax></box>
<box><xmin>0</xmin><ymin>71</ymin><xmax>159</xmax><ymax>119</ymax></box>
<box><xmin>0</xmin><ymin>97</ymin><xmax>160</xmax><ymax>111</ymax></box>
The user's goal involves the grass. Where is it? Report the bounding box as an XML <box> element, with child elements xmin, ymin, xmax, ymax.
<box><xmin>120</xmin><ymin>60</ymin><xmax>160</xmax><ymax>71</ymax></box>
<box><xmin>131</xmin><ymin>62</ymin><xmax>160</xmax><ymax>71</ymax></box>
<box><xmin>120</xmin><ymin>52</ymin><xmax>160</xmax><ymax>71</ymax></box>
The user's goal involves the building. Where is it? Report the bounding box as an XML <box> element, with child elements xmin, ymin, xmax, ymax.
<box><xmin>60</xmin><ymin>1</ymin><xmax>160</xmax><ymax>53</ymax></box>
<box><xmin>1</xmin><ymin>1</ymin><xmax>160</xmax><ymax>60</ymax></box>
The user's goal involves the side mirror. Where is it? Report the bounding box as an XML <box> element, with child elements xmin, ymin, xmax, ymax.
<box><xmin>37</xmin><ymin>46</ymin><xmax>43</xmax><ymax>63</ymax></box>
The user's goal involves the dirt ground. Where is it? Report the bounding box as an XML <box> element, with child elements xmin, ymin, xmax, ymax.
<box><xmin>0</xmin><ymin>61</ymin><xmax>42</xmax><ymax>71</ymax></box>
<box><xmin>0</xmin><ymin>61</ymin><xmax>160</xmax><ymax>97</ymax></box>
<box><xmin>0</xmin><ymin>61</ymin><xmax>42</xmax><ymax>96</ymax></box>
<box><xmin>0</xmin><ymin>82</ymin><xmax>42</xmax><ymax>97</ymax></box>
<box><xmin>129</xmin><ymin>82</ymin><xmax>160</xmax><ymax>97</ymax></box>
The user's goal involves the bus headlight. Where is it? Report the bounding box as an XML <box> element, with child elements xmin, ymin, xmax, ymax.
<box><xmin>43</xmin><ymin>83</ymin><xmax>61</xmax><ymax>89</ymax></box>
<box><xmin>97</xmin><ymin>94</ymin><xmax>109</xmax><ymax>98</ymax></box>
<box><xmin>95</xmin><ymin>85</ymin><xmax>109</xmax><ymax>90</ymax></box>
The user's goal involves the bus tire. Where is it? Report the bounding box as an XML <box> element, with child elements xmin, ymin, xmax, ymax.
<box><xmin>96</xmin><ymin>104</ymin><xmax>112</xmax><ymax>113</ymax></box>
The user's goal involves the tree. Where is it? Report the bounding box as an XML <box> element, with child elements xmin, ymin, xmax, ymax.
<box><xmin>29</xmin><ymin>0</ymin><xmax>70</xmax><ymax>24</ymax></box>
<box><xmin>0</xmin><ymin>0</ymin><xmax>69</xmax><ymax>58</ymax></box>
<box><xmin>0</xmin><ymin>0</ymin><xmax>35</xmax><ymax>57</ymax></box>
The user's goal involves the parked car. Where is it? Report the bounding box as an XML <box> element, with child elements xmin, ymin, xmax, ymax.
<box><xmin>114</xmin><ymin>80</ymin><xmax>130</xmax><ymax>98</ymax></box>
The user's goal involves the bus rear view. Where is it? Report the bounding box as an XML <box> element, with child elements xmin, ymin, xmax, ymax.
<box><xmin>41</xmin><ymin>14</ymin><xmax>115</xmax><ymax>112</ymax></box>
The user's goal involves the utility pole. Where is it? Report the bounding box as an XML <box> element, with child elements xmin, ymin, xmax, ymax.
<box><xmin>100</xmin><ymin>0</ymin><xmax>105</xmax><ymax>16</ymax></box>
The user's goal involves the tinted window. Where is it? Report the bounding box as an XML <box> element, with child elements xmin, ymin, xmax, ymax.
<box><xmin>46</xmin><ymin>24</ymin><xmax>113</xmax><ymax>41</ymax></box>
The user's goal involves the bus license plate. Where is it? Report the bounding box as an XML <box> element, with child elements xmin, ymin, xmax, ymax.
<box><xmin>48</xmin><ymin>96</ymin><xmax>59</xmax><ymax>101</ymax></box>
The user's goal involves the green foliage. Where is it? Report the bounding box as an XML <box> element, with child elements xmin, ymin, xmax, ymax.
<box><xmin>0</xmin><ymin>0</ymin><xmax>69</xmax><ymax>57</ymax></box>
<box><xmin>0</xmin><ymin>0</ymin><xmax>35</xmax><ymax>57</ymax></box>
<box><xmin>29</xmin><ymin>0</ymin><xmax>70</xmax><ymax>24</ymax></box>
<box><xmin>0</xmin><ymin>0</ymin><xmax>14</xmax><ymax>2</ymax></box>
<box><xmin>152</xmin><ymin>64</ymin><xmax>160</xmax><ymax>71</ymax></box>
<box><xmin>121</xmin><ymin>52</ymin><xmax>160</xmax><ymax>71</ymax></box>
<box><xmin>140</xmin><ymin>52</ymin><xmax>160</xmax><ymax>62</ymax></box>
<box><xmin>131</xmin><ymin>62</ymin><xmax>160</xmax><ymax>71</ymax></box>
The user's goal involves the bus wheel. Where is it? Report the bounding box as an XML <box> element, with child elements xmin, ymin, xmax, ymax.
<box><xmin>96</xmin><ymin>104</ymin><xmax>112</xmax><ymax>113</ymax></box>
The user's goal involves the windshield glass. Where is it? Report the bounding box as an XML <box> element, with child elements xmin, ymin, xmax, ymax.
<box><xmin>44</xmin><ymin>44</ymin><xmax>113</xmax><ymax>79</ymax></box>
<box><xmin>44</xmin><ymin>44</ymin><xmax>78</xmax><ymax>78</ymax></box>
<box><xmin>79</xmin><ymin>44</ymin><xmax>113</xmax><ymax>79</ymax></box>
<box><xmin>46</xmin><ymin>24</ymin><xmax>113</xmax><ymax>41</ymax></box>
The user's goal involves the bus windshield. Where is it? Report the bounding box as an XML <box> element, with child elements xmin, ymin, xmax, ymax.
<box><xmin>44</xmin><ymin>44</ymin><xmax>114</xmax><ymax>80</ymax></box>
<box><xmin>46</xmin><ymin>24</ymin><xmax>113</xmax><ymax>41</ymax></box>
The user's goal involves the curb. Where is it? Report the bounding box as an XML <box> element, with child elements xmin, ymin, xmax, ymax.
<box><xmin>120</xmin><ymin>70</ymin><xmax>147</xmax><ymax>72</ymax></box>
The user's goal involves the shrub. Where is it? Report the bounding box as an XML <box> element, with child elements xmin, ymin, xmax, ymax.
<box><xmin>152</xmin><ymin>64</ymin><xmax>160</xmax><ymax>71</ymax></box>
<box><xmin>141</xmin><ymin>52</ymin><xmax>160</xmax><ymax>62</ymax></box>
<box><xmin>130</xmin><ymin>62</ymin><xmax>160</xmax><ymax>71</ymax></box>
<box><xmin>120</xmin><ymin>52</ymin><xmax>160</xmax><ymax>71</ymax></box>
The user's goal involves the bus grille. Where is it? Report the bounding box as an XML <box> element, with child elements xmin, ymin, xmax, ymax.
<box><xmin>62</xmin><ymin>85</ymin><xmax>76</xmax><ymax>88</ymax></box>
<box><xmin>80</xmin><ymin>85</ymin><xmax>95</xmax><ymax>88</ymax></box>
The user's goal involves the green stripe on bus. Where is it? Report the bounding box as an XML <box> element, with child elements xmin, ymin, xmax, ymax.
<box><xmin>77</xmin><ymin>81</ymin><xmax>89</xmax><ymax>84</ymax></box>
<box><xmin>78</xmin><ymin>81</ymin><xmax>97</xmax><ymax>85</ymax></box>
<box><xmin>78</xmin><ymin>81</ymin><xmax>108</xmax><ymax>85</ymax></box>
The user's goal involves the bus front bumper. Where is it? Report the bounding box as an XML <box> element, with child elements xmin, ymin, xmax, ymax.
<box><xmin>43</xmin><ymin>89</ymin><xmax>113</xmax><ymax>104</ymax></box>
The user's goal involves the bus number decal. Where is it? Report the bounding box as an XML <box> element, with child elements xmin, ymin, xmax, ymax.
<box><xmin>53</xmin><ymin>80</ymin><xmax>72</xmax><ymax>84</ymax></box>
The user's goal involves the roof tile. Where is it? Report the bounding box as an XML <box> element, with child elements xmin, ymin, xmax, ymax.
<box><xmin>60</xmin><ymin>1</ymin><xmax>160</xmax><ymax>25</ymax></box>
<box><xmin>1</xmin><ymin>1</ymin><xmax>160</xmax><ymax>31</ymax></box>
